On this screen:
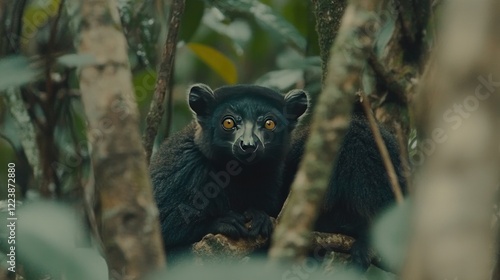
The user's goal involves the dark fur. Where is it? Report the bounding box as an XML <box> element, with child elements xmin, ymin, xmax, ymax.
<box><xmin>150</xmin><ymin>84</ymin><xmax>308</xmax><ymax>259</ymax></box>
<box><xmin>282</xmin><ymin>104</ymin><xmax>407</xmax><ymax>271</ymax></box>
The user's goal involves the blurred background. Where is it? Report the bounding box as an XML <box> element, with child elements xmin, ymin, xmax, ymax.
<box><xmin>3</xmin><ymin>0</ymin><xmax>499</xmax><ymax>279</ymax></box>
<box><xmin>0</xmin><ymin>0</ymin><xmax>325</xmax><ymax>200</ymax></box>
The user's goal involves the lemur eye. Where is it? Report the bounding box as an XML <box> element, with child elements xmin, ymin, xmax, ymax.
<box><xmin>222</xmin><ymin>117</ymin><xmax>236</xmax><ymax>130</ymax></box>
<box><xmin>264</xmin><ymin>119</ymin><xmax>276</xmax><ymax>130</ymax></box>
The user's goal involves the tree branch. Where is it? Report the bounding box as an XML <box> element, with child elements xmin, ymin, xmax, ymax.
<box><xmin>360</xmin><ymin>92</ymin><xmax>404</xmax><ymax>204</ymax></box>
<box><xmin>394</xmin><ymin>122</ymin><xmax>412</xmax><ymax>193</ymax></box>
<box><xmin>310</xmin><ymin>0</ymin><xmax>347</xmax><ymax>83</ymax></box>
<box><xmin>367</xmin><ymin>51</ymin><xmax>408</xmax><ymax>105</ymax></box>
<box><xmin>269</xmin><ymin>0</ymin><xmax>388</xmax><ymax>262</ymax></box>
<box><xmin>193</xmin><ymin>231</ymin><xmax>391</xmax><ymax>272</ymax></box>
<box><xmin>143</xmin><ymin>0</ymin><xmax>185</xmax><ymax>163</ymax></box>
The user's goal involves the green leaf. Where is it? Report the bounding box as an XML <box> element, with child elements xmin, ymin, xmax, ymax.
<box><xmin>276</xmin><ymin>49</ymin><xmax>321</xmax><ymax>70</ymax></box>
<box><xmin>7</xmin><ymin>202</ymin><xmax>107</xmax><ymax>279</ymax></box>
<box><xmin>187</xmin><ymin>43</ymin><xmax>238</xmax><ymax>84</ymax></box>
<box><xmin>133</xmin><ymin>69</ymin><xmax>157</xmax><ymax>107</ymax></box>
<box><xmin>179</xmin><ymin>0</ymin><xmax>205</xmax><ymax>42</ymax></box>
<box><xmin>149</xmin><ymin>259</ymin><xmax>363</xmax><ymax>280</ymax></box>
<box><xmin>57</xmin><ymin>53</ymin><xmax>97</xmax><ymax>67</ymax></box>
<box><xmin>372</xmin><ymin>199</ymin><xmax>412</xmax><ymax>273</ymax></box>
<box><xmin>22</xmin><ymin>0</ymin><xmax>62</xmax><ymax>45</ymax></box>
<box><xmin>23</xmin><ymin>0</ymin><xmax>61</xmax><ymax>27</ymax></box>
<box><xmin>208</xmin><ymin>0</ymin><xmax>307</xmax><ymax>53</ymax></box>
<box><xmin>255</xmin><ymin>69</ymin><xmax>303</xmax><ymax>90</ymax></box>
<box><xmin>0</xmin><ymin>56</ymin><xmax>40</xmax><ymax>91</ymax></box>
<box><xmin>202</xmin><ymin>10</ymin><xmax>252</xmax><ymax>46</ymax></box>
<box><xmin>375</xmin><ymin>15</ymin><xmax>396</xmax><ymax>58</ymax></box>
<box><xmin>281</xmin><ymin>0</ymin><xmax>310</xmax><ymax>36</ymax></box>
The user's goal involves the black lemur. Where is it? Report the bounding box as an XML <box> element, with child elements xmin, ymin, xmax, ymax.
<box><xmin>150</xmin><ymin>84</ymin><xmax>309</xmax><ymax>256</ymax></box>
<box><xmin>282</xmin><ymin>101</ymin><xmax>407</xmax><ymax>271</ymax></box>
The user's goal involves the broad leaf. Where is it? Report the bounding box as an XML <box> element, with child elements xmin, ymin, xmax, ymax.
<box><xmin>202</xmin><ymin>9</ymin><xmax>252</xmax><ymax>46</ymax></box>
<box><xmin>207</xmin><ymin>0</ymin><xmax>306</xmax><ymax>53</ymax></box>
<box><xmin>276</xmin><ymin>49</ymin><xmax>321</xmax><ymax>70</ymax></box>
<box><xmin>255</xmin><ymin>69</ymin><xmax>303</xmax><ymax>90</ymax></box>
<box><xmin>2</xmin><ymin>202</ymin><xmax>107</xmax><ymax>279</ymax></box>
<box><xmin>375</xmin><ymin>14</ymin><xmax>396</xmax><ymax>58</ymax></box>
<box><xmin>57</xmin><ymin>53</ymin><xmax>97</xmax><ymax>67</ymax></box>
<box><xmin>22</xmin><ymin>0</ymin><xmax>62</xmax><ymax>46</ymax></box>
<box><xmin>372</xmin><ymin>199</ymin><xmax>412</xmax><ymax>273</ymax></box>
<box><xmin>187</xmin><ymin>43</ymin><xmax>238</xmax><ymax>84</ymax></box>
<box><xmin>149</xmin><ymin>259</ymin><xmax>363</xmax><ymax>280</ymax></box>
<box><xmin>179</xmin><ymin>0</ymin><xmax>205</xmax><ymax>42</ymax></box>
<box><xmin>0</xmin><ymin>56</ymin><xmax>40</xmax><ymax>91</ymax></box>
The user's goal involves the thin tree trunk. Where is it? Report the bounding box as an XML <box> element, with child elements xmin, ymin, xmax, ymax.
<box><xmin>72</xmin><ymin>0</ymin><xmax>166</xmax><ymax>278</ymax></box>
<box><xmin>143</xmin><ymin>0</ymin><xmax>185</xmax><ymax>163</ymax></box>
<box><xmin>269</xmin><ymin>0</ymin><xmax>388</xmax><ymax>262</ymax></box>
<box><xmin>310</xmin><ymin>0</ymin><xmax>346</xmax><ymax>84</ymax></box>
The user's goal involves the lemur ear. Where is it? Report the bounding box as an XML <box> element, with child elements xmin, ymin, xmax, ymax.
<box><xmin>188</xmin><ymin>84</ymin><xmax>215</xmax><ymax>117</ymax></box>
<box><xmin>284</xmin><ymin>89</ymin><xmax>309</xmax><ymax>123</ymax></box>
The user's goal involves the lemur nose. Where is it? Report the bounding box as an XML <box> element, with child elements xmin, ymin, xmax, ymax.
<box><xmin>239</xmin><ymin>141</ymin><xmax>257</xmax><ymax>153</ymax></box>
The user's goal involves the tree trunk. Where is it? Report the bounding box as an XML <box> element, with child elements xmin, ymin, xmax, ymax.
<box><xmin>310</xmin><ymin>0</ymin><xmax>347</xmax><ymax>83</ymax></box>
<box><xmin>370</xmin><ymin>0</ymin><xmax>429</xmax><ymax>138</ymax></box>
<box><xmin>72</xmin><ymin>0</ymin><xmax>166</xmax><ymax>278</ymax></box>
<box><xmin>269</xmin><ymin>0</ymin><xmax>388</xmax><ymax>262</ymax></box>
<box><xmin>402</xmin><ymin>0</ymin><xmax>500</xmax><ymax>279</ymax></box>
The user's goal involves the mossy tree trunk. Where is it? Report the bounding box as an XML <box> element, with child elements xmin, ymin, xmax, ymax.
<box><xmin>310</xmin><ymin>0</ymin><xmax>347</xmax><ymax>84</ymax></box>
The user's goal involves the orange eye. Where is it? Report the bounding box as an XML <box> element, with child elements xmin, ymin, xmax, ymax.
<box><xmin>222</xmin><ymin>118</ymin><xmax>235</xmax><ymax>130</ymax></box>
<box><xmin>264</xmin><ymin>119</ymin><xmax>276</xmax><ymax>130</ymax></box>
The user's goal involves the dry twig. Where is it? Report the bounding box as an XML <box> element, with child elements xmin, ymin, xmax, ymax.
<box><xmin>360</xmin><ymin>92</ymin><xmax>404</xmax><ymax>204</ymax></box>
<box><xmin>143</xmin><ymin>0</ymin><xmax>185</xmax><ymax>163</ymax></box>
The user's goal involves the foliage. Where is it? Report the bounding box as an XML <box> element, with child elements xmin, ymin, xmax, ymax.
<box><xmin>0</xmin><ymin>56</ymin><xmax>41</xmax><ymax>91</ymax></box>
<box><xmin>186</xmin><ymin>42</ymin><xmax>238</xmax><ymax>84</ymax></box>
<box><xmin>0</xmin><ymin>0</ymin><xmax>424</xmax><ymax>279</ymax></box>
<box><xmin>0</xmin><ymin>0</ymin><xmax>323</xmax><ymax>196</ymax></box>
<box><xmin>0</xmin><ymin>202</ymin><xmax>106</xmax><ymax>279</ymax></box>
<box><xmin>0</xmin><ymin>1</ymin><xmax>323</xmax><ymax>278</ymax></box>
<box><xmin>372</xmin><ymin>200</ymin><xmax>412</xmax><ymax>273</ymax></box>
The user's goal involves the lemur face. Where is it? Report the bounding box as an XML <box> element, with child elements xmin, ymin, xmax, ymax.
<box><xmin>188</xmin><ymin>84</ymin><xmax>308</xmax><ymax>164</ymax></box>
<box><xmin>212</xmin><ymin>97</ymin><xmax>287</xmax><ymax>163</ymax></box>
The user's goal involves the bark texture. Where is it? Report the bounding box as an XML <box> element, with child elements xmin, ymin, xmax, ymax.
<box><xmin>360</xmin><ymin>94</ymin><xmax>404</xmax><ymax>203</ymax></box>
<box><xmin>403</xmin><ymin>0</ymin><xmax>500</xmax><ymax>279</ymax></box>
<box><xmin>193</xmin><ymin>232</ymin><xmax>355</xmax><ymax>263</ymax></box>
<box><xmin>310</xmin><ymin>0</ymin><xmax>347</xmax><ymax>83</ymax></box>
<box><xmin>369</xmin><ymin>0</ymin><xmax>429</xmax><ymax>142</ymax></box>
<box><xmin>143</xmin><ymin>0</ymin><xmax>185</xmax><ymax>163</ymax></box>
<box><xmin>269</xmin><ymin>0</ymin><xmax>387</xmax><ymax>262</ymax></box>
<box><xmin>74</xmin><ymin>0</ymin><xmax>166</xmax><ymax>278</ymax></box>
<box><xmin>193</xmin><ymin>225</ymin><xmax>392</xmax><ymax>270</ymax></box>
